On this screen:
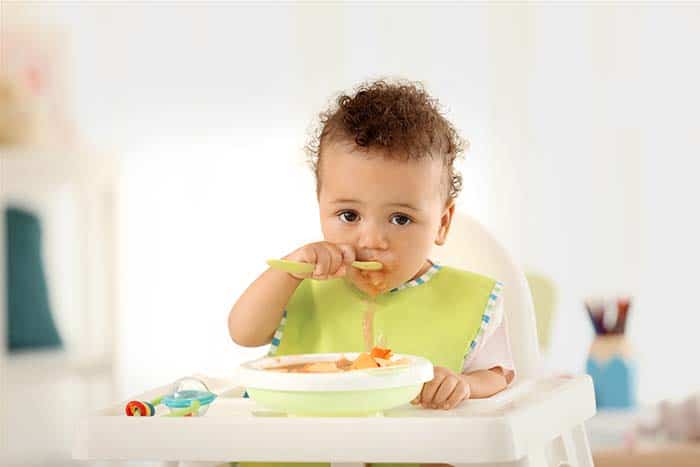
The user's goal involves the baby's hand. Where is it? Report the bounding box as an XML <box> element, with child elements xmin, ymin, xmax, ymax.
<box><xmin>284</xmin><ymin>241</ymin><xmax>356</xmax><ymax>280</ymax></box>
<box><xmin>411</xmin><ymin>366</ymin><xmax>470</xmax><ymax>410</ymax></box>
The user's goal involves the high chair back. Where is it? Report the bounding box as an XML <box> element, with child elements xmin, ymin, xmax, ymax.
<box><xmin>432</xmin><ymin>212</ymin><xmax>541</xmax><ymax>380</ymax></box>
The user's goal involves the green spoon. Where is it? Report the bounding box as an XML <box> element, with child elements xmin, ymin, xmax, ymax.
<box><xmin>267</xmin><ymin>258</ymin><xmax>383</xmax><ymax>274</ymax></box>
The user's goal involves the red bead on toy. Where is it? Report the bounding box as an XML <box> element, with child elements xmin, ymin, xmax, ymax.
<box><xmin>125</xmin><ymin>400</ymin><xmax>155</xmax><ymax>416</ymax></box>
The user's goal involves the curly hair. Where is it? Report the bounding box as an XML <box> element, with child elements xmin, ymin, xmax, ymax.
<box><xmin>306</xmin><ymin>79</ymin><xmax>466</xmax><ymax>199</ymax></box>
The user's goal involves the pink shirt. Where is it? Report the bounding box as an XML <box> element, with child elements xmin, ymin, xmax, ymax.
<box><xmin>461</xmin><ymin>295</ymin><xmax>515</xmax><ymax>380</ymax></box>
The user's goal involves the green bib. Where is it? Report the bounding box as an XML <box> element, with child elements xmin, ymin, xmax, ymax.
<box><xmin>238</xmin><ymin>265</ymin><xmax>501</xmax><ymax>467</ymax></box>
<box><xmin>275</xmin><ymin>265</ymin><xmax>498</xmax><ymax>373</ymax></box>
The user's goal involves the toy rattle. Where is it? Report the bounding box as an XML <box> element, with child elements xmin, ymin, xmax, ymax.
<box><xmin>125</xmin><ymin>376</ymin><xmax>216</xmax><ymax>417</ymax></box>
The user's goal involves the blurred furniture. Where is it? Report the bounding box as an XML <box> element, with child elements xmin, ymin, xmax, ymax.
<box><xmin>587</xmin><ymin>399</ymin><xmax>700</xmax><ymax>465</ymax></box>
<box><xmin>585</xmin><ymin>408</ymin><xmax>640</xmax><ymax>452</ymax></box>
<box><xmin>74</xmin><ymin>214</ymin><xmax>596</xmax><ymax>467</ymax></box>
<box><xmin>594</xmin><ymin>442</ymin><xmax>700</xmax><ymax>467</ymax></box>
<box><xmin>525</xmin><ymin>272</ymin><xmax>558</xmax><ymax>352</ymax></box>
<box><xmin>5</xmin><ymin>206</ymin><xmax>63</xmax><ymax>351</ymax></box>
<box><xmin>0</xmin><ymin>147</ymin><xmax>119</xmax><ymax>466</ymax></box>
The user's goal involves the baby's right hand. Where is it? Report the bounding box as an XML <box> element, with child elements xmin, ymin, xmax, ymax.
<box><xmin>283</xmin><ymin>241</ymin><xmax>356</xmax><ymax>280</ymax></box>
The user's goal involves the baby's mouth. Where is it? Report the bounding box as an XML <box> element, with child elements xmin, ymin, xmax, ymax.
<box><xmin>349</xmin><ymin>263</ymin><xmax>394</xmax><ymax>297</ymax></box>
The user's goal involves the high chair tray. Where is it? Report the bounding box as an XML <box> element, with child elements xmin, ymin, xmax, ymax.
<box><xmin>74</xmin><ymin>375</ymin><xmax>595</xmax><ymax>464</ymax></box>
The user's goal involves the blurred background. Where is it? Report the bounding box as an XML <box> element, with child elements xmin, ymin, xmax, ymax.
<box><xmin>2</xmin><ymin>1</ymin><xmax>699</xmax><ymax>466</ymax></box>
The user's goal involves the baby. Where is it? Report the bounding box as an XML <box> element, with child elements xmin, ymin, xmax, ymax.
<box><xmin>229</xmin><ymin>80</ymin><xmax>514</xmax><ymax>415</ymax></box>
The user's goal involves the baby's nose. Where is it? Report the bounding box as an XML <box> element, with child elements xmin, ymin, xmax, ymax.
<box><xmin>357</xmin><ymin>224</ymin><xmax>389</xmax><ymax>252</ymax></box>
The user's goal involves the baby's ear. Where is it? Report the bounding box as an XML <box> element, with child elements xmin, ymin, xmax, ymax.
<box><xmin>435</xmin><ymin>199</ymin><xmax>455</xmax><ymax>246</ymax></box>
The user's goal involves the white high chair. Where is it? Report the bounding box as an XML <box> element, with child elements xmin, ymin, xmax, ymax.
<box><xmin>74</xmin><ymin>214</ymin><xmax>596</xmax><ymax>467</ymax></box>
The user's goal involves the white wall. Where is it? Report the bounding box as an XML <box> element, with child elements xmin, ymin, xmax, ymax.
<box><xmin>26</xmin><ymin>3</ymin><xmax>700</xmax><ymax>402</ymax></box>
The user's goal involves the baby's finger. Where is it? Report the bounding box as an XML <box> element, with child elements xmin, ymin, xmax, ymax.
<box><xmin>326</xmin><ymin>244</ymin><xmax>344</xmax><ymax>277</ymax></box>
<box><xmin>328</xmin><ymin>244</ymin><xmax>355</xmax><ymax>278</ymax></box>
<box><xmin>286</xmin><ymin>246</ymin><xmax>317</xmax><ymax>279</ymax></box>
<box><xmin>443</xmin><ymin>380</ymin><xmax>469</xmax><ymax>410</ymax></box>
<box><xmin>433</xmin><ymin>377</ymin><xmax>459</xmax><ymax>409</ymax></box>
<box><xmin>329</xmin><ymin>265</ymin><xmax>347</xmax><ymax>279</ymax></box>
<box><xmin>419</xmin><ymin>376</ymin><xmax>443</xmax><ymax>408</ymax></box>
<box><xmin>313</xmin><ymin>247</ymin><xmax>331</xmax><ymax>279</ymax></box>
<box><xmin>336</xmin><ymin>244</ymin><xmax>356</xmax><ymax>266</ymax></box>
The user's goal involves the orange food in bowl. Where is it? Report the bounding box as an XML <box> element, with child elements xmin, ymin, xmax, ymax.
<box><xmin>370</xmin><ymin>346</ymin><xmax>393</xmax><ymax>359</ymax></box>
<box><xmin>266</xmin><ymin>347</ymin><xmax>407</xmax><ymax>373</ymax></box>
<box><xmin>350</xmin><ymin>352</ymin><xmax>380</xmax><ymax>370</ymax></box>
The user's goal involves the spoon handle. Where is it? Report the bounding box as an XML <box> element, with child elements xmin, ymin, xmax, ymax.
<box><xmin>266</xmin><ymin>259</ymin><xmax>382</xmax><ymax>274</ymax></box>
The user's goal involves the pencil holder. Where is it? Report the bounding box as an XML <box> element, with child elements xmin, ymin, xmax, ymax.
<box><xmin>585</xmin><ymin>297</ymin><xmax>636</xmax><ymax>409</ymax></box>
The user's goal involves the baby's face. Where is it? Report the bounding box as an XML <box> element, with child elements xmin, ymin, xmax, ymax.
<box><xmin>318</xmin><ymin>142</ymin><xmax>453</xmax><ymax>296</ymax></box>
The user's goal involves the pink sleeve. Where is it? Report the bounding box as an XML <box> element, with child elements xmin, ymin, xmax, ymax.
<box><xmin>462</xmin><ymin>295</ymin><xmax>516</xmax><ymax>382</ymax></box>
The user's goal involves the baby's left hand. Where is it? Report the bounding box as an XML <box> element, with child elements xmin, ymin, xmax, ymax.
<box><xmin>411</xmin><ymin>366</ymin><xmax>470</xmax><ymax>410</ymax></box>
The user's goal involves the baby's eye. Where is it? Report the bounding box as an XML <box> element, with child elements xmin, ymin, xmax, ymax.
<box><xmin>338</xmin><ymin>211</ymin><xmax>359</xmax><ymax>223</ymax></box>
<box><xmin>390</xmin><ymin>214</ymin><xmax>412</xmax><ymax>226</ymax></box>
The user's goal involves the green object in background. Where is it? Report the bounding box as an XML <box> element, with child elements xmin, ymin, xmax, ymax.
<box><xmin>5</xmin><ymin>207</ymin><xmax>62</xmax><ymax>351</ymax></box>
<box><xmin>526</xmin><ymin>272</ymin><xmax>558</xmax><ymax>352</ymax></box>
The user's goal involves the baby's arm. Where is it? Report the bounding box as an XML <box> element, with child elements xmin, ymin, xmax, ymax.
<box><xmin>462</xmin><ymin>367</ymin><xmax>512</xmax><ymax>399</ymax></box>
<box><xmin>228</xmin><ymin>241</ymin><xmax>355</xmax><ymax>347</ymax></box>
<box><xmin>459</xmin><ymin>294</ymin><xmax>515</xmax><ymax>398</ymax></box>
<box><xmin>228</xmin><ymin>268</ymin><xmax>302</xmax><ymax>346</ymax></box>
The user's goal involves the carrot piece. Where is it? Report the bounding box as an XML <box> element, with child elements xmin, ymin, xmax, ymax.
<box><xmin>350</xmin><ymin>352</ymin><xmax>380</xmax><ymax>370</ymax></box>
<box><xmin>370</xmin><ymin>346</ymin><xmax>393</xmax><ymax>359</ymax></box>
